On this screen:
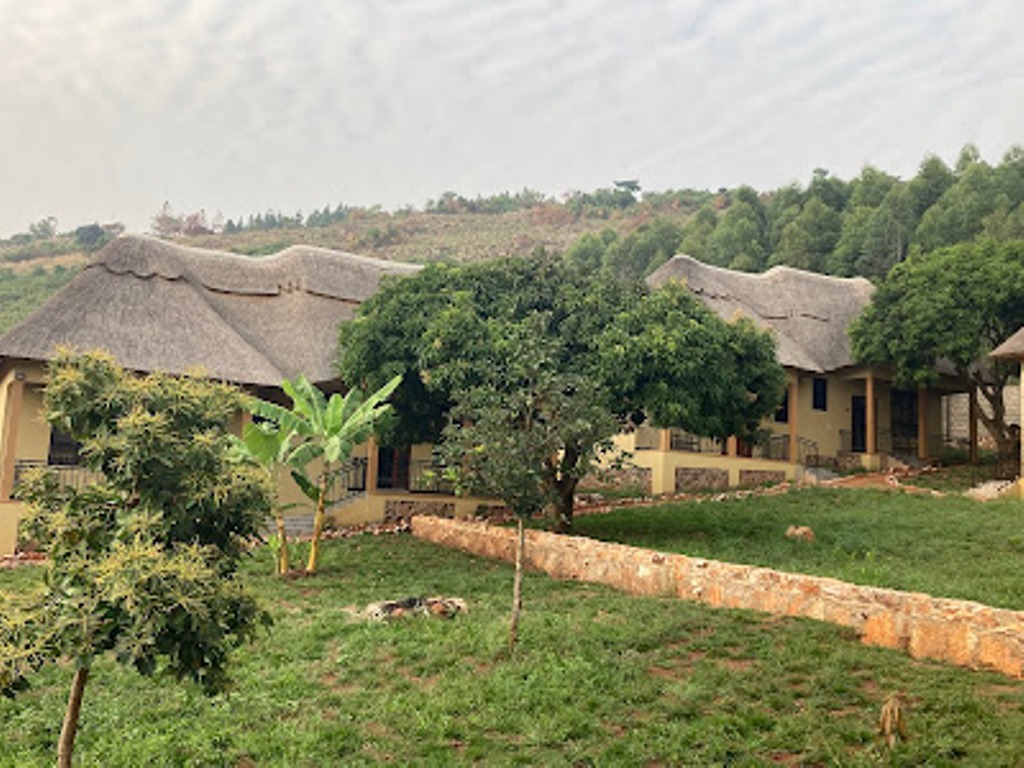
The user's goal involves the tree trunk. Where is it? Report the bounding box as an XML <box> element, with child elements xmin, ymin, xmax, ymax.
<box><xmin>509</xmin><ymin>517</ymin><xmax>525</xmax><ymax>651</ymax></box>
<box><xmin>551</xmin><ymin>477</ymin><xmax>577</xmax><ymax>534</ymax></box>
<box><xmin>58</xmin><ymin>666</ymin><xmax>88</xmax><ymax>768</ymax></box>
<box><xmin>275</xmin><ymin>511</ymin><xmax>290</xmax><ymax>575</ymax></box>
<box><xmin>306</xmin><ymin>475</ymin><xmax>327</xmax><ymax>573</ymax></box>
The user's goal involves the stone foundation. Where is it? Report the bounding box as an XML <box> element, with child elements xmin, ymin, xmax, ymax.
<box><xmin>411</xmin><ymin>516</ymin><xmax>1024</xmax><ymax>679</ymax></box>
<box><xmin>384</xmin><ymin>499</ymin><xmax>455</xmax><ymax>522</ymax></box>
<box><xmin>675</xmin><ymin>467</ymin><xmax>729</xmax><ymax>492</ymax></box>
<box><xmin>581</xmin><ymin>466</ymin><xmax>652</xmax><ymax>494</ymax></box>
<box><xmin>738</xmin><ymin>469</ymin><xmax>786</xmax><ymax>487</ymax></box>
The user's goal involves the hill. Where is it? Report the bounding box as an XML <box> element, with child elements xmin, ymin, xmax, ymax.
<box><xmin>0</xmin><ymin>201</ymin><xmax>699</xmax><ymax>335</ymax></box>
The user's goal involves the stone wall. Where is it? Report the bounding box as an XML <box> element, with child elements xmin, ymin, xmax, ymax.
<box><xmin>737</xmin><ymin>469</ymin><xmax>786</xmax><ymax>487</ymax></box>
<box><xmin>945</xmin><ymin>387</ymin><xmax>1020</xmax><ymax>447</ymax></box>
<box><xmin>411</xmin><ymin>516</ymin><xmax>1024</xmax><ymax>679</ymax></box>
<box><xmin>581</xmin><ymin>465</ymin><xmax>652</xmax><ymax>495</ymax></box>
<box><xmin>675</xmin><ymin>467</ymin><xmax>729</xmax><ymax>491</ymax></box>
<box><xmin>384</xmin><ymin>499</ymin><xmax>455</xmax><ymax>522</ymax></box>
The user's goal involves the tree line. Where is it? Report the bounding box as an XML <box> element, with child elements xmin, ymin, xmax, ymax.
<box><xmin>569</xmin><ymin>144</ymin><xmax>1024</xmax><ymax>282</ymax></box>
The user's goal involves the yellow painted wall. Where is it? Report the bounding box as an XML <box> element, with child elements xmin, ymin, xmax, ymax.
<box><xmin>765</xmin><ymin>372</ymin><xmax>864</xmax><ymax>458</ymax></box>
<box><xmin>0</xmin><ymin>500</ymin><xmax>24</xmax><ymax>555</ymax></box>
<box><xmin>16</xmin><ymin>385</ymin><xmax>50</xmax><ymax>463</ymax></box>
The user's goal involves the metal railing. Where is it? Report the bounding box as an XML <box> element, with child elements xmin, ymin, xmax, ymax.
<box><xmin>669</xmin><ymin>429</ymin><xmax>724</xmax><ymax>454</ymax></box>
<box><xmin>408</xmin><ymin>460</ymin><xmax>456</xmax><ymax>494</ymax></box>
<box><xmin>12</xmin><ymin>460</ymin><xmax>102</xmax><ymax>493</ymax></box>
<box><xmin>751</xmin><ymin>435</ymin><xmax>819</xmax><ymax>465</ymax></box>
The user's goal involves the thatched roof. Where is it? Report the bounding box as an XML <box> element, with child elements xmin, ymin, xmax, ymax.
<box><xmin>0</xmin><ymin>234</ymin><xmax>420</xmax><ymax>386</ymax></box>
<box><xmin>991</xmin><ymin>327</ymin><xmax>1024</xmax><ymax>360</ymax></box>
<box><xmin>647</xmin><ymin>255</ymin><xmax>875</xmax><ymax>373</ymax></box>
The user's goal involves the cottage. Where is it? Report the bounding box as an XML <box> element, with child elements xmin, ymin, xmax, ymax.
<box><xmin>0</xmin><ymin>235</ymin><xmax>481</xmax><ymax>554</ymax></box>
<box><xmin>617</xmin><ymin>255</ymin><xmax>968</xmax><ymax>494</ymax></box>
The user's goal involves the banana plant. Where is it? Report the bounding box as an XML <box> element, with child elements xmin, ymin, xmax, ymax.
<box><xmin>231</xmin><ymin>418</ymin><xmax>299</xmax><ymax>574</ymax></box>
<box><xmin>246</xmin><ymin>374</ymin><xmax>401</xmax><ymax>573</ymax></box>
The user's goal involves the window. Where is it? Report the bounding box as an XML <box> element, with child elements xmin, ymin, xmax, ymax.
<box><xmin>812</xmin><ymin>377</ymin><xmax>828</xmax><ymax>411</ymax></box>
<box><xmin>48</xmin><ymin>429</ymin><xmax>81</xmax><ymax>466</ymax></box>
<box><xmin>775</xmin><ymin>391</ymin><xmax>789</xmax><ymax>423</ymax></box>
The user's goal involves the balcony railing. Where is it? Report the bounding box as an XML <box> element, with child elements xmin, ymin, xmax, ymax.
<box><xmin>408</xmin><ymin>460</ymin><xmax>456</xmax><ymax>494</ymax></box>
<box><xmin>669</xmin><ymin>429</ymin><xmax>724</xmax><ymax>454</ymax></box>
<box><xmin>12</xmin><ymin>460</ymin><xmax>102</xmax><ymax>494</ymax></box>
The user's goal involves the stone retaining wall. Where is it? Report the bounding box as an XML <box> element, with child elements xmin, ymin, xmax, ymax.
<box><xmin>411</xmin><ymin>515</ymin><xmax>1024</xmax><ymax>679</ymax></box>
<box><xmin>675</xmin><ymin>467</ymin><xmax>729</xmax><ymax>491</ymax></box>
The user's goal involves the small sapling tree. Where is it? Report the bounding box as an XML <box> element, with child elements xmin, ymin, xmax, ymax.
<box><xmin>437</xmin><ymin>318</ymin><xmax>617</xmax><ymax>648</ymax></box>
<box><xmin>0</xmin><ymin>350</ymin><xmax>271</xmax><ymax>768</ymax></box>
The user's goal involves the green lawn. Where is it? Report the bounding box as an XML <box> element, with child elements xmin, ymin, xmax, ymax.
<box><xmin>572</xmin><ymin>487</ymin><xmax>1024</xmax><ymax>610</ymax></box>
<box><xmin>3</xmin><ymin>529</ymin><xmax>1024</xmax><ymax>766</ymax></box>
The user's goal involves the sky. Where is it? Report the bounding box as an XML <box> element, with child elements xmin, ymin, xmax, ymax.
<box><xmin>1</xmin><ymin>0</ymin><xmax>1022</xmax><ymax>237</ymax></box>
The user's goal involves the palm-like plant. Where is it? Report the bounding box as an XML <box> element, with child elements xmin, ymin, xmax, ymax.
<box><xmin>245</xmin><ymin>374</ymin><xmax>401</xmax><ymax>573</ymax></box>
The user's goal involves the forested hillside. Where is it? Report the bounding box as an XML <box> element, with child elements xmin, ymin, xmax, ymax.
<box><xmin>2</xmin><ymin>143</ymin><xmax>1022</xmax><ymax>335</ymax></box>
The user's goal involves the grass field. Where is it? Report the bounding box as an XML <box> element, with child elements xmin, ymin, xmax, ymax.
<box><xmin>572</xmin><ymin>487</ymin><xmax>1024</xmax><ymax>611</ymax></box>
<box><xmin>3</xmin><ymin>515</ymin><xmax>1024</xmax><ymax>766</ymax></box>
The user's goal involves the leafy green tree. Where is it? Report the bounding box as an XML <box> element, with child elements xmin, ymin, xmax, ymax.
<box><xmin>907</xmin><ymin>154</ymin><xmax>956</xmax><ymax>218</ymax></box>
<box><xmin>597</xmin><ymin>282</ymin><xmax>784</xmax><ymax>439</ymax></box>
<box><xmin>850</xmin><ymin>241</ymin><xmax>1024</xmax><ymax>455</ymax></box>
<box><xmin>764</xmin><ymin>184</ymin><xmax>805</xmax><ymax>252</ymax></box>
<box><xmin>807</xmin><ymin>168</ymin><xmax>851</xmax><ymax>212</ymax></box>
<box><xmin>437</xmin><ymin>318</ymin><xmax>617</xmax><ymax>646</ymax></box>
<box><xmin>340</xmin><ymin>256</ymin><xmax>784</xmax><ymax>532</ymax></box>
<box><xmin>0</xmin><ymin>351</ymin><xmax>271</xmax><ymax>768</ymax></box>
<box><xmin>73</xmin><ymin>223</ymin><xmax>108</xmax><ymax>252</ymax></box>
<box><xmin>848</xmin><ymin>166</ymin><xmax>898</xmax><ymax>209</ymax></box>
<box><xmin>677</xmin><ymin>205</ymin><xmax>717</xmax><ymax>260</ymax></box>
<box><xmin>771</xmin><ymin>197</ymin><xmax>841</xmax><ymax>272</ymax></box>
<box><xmin>857</xmin><ymin>185</ymin><xmax>915</xmax><ymax>277</ymax></box>
<box><xmin>602</xmin><ymin>218</ymin><xmax>684</xmax><ymax>280</ymax></box>
<box><xmin>982</xmin><ymin>202</ymin><xmax>1024</xmax><ymax>242</ymax></box>
<box><xmin>706</xmin><ymin>201</ymin><xmax>767</xmax><ymax>270</ymax></box>
<box><xmin>245</xmin><ymin>374</ymin><xmax>400</xmax><ymax>573</ymax></box>
<box><xmin>28</xmin><ymin>216</ymin><xmax>58</xmax><ymax>240</ymax></box>
<box><xmin>914</xmin><ymin>161</ymin><xmax>1002</xmax><ymax>252</ymax></box>
<box><xmin>828</xmin><ymin>205</ymin><xmax>873</xmax><ymax>276</ymax></box>
<box><xmin>564</xmin><ymin>230</ymin><xmax>611</xmax><ymax>271</ymax></box>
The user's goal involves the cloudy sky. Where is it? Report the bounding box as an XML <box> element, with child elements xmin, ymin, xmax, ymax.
<box><xmin>1</xmin><ymin>0</ymin><xmax>1022</xmax><ymax>237</ymax></box>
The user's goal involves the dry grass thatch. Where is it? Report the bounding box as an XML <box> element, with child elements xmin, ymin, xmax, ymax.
<box><xmin>647</xmin><ymin>255</ymin><xmax>875</xmax><ymax>373</ymax></box>
<box><xmin>0</xmin><ymin>234</ymin><xmax>420</xmax><ymax>386</ymax></box>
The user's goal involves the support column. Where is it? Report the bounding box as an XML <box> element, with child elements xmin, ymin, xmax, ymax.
<box><xmin>788</xmin><ymin>375</ymin><xmax>799</xmax><ymax>463</ymax></box>
<box><xmin>968</xmin><ymin>387</ymin><xmax>978</xmax><ymax>465</ymax></box>
<box><xmin>658</xmin><ymin>428</ymin><xmax>671</xmax><ymax>452</ymax></box>
<box><xmin>726</xmin><ymin>436</ymin><xmax>738</xmax><ymax>458</ymax></box>
<box><xmin>866</xmin><ymin>371</ymin><xmax>877</xmax><ymax>456</ymax></box>
<box><xmin>0</xmin><ymin>373</ymin><xmax>25</xmax><ymax>500</ymax></box>
<box><xmin>366</xmin><ymin>434</ymin><xmax>379</xmax><ymax>494</ymax></box>
<box><xmin>917</xmin><ymin>387</ymin><xmax>928</xmax><ymax>461</ymax></box>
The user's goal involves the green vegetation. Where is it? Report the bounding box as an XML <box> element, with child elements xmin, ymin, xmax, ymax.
<box><xmin>241</xmin><ymin>374</ymin><xmax>400</xmax><ymax>574</ymax></box>
<box><xmin>850</xmin><ymin>240</ymin><xmax>1024</xmax><ymax>454</ymax></box>
<box><xmin>340</xmin><ymin>256</ymin><xmax>783</xmax><ymax>531</ymax></box>
<box><xmin>2</xmin><ymin>532</ymin><xmax>1024</xmax><ymax>765</ymax></box>
<box><xmin>0</xmin><ymin>352</ymin><xmax>271</xmax><ymax>766</ymax></box>
<box><xmin>905</xmin><ymin>452</ymin><xmax>1011</xmax><ymax>494</ymax></box>
<box><xmin>0</xmin><ymin>267</ymin><xmax>78</xmax><ymax>335</ymax></box>
<box><xmin>573</xmin><ymin>487</ymin><xmax>1024</xmax><ymax>610</ymax></box>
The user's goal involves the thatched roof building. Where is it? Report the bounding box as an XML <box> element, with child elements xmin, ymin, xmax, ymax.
<box><xmin>647</xmin><ymin>255</ymin><xmax>875</xmax><ymax>373</ymax></box>
<box><xmin>0</xmin><ymin>235</ymin><xmax>420</xmax><ymax>386</ymax></box>
<box><xmin>991</xmin><ymin>327</ymin><xmax>1024</xmax><ymax>361</ymax></box>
